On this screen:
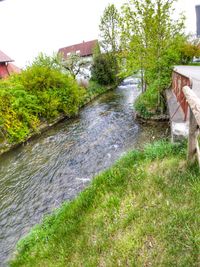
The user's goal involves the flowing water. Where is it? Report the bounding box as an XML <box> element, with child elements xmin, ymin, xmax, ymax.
<box><xmin>0</xmin><ymin>80</ymin><xmax>169</xmax><ymax>266</ymax></box>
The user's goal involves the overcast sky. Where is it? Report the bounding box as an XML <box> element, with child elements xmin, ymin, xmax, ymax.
<box><xmin>0</xmin><ymin>0</ymin><xmax>200</xmax><ymax>68</ymax></box>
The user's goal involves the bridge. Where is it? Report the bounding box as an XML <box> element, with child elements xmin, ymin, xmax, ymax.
<box><xmin>167</xmin><ymin>65</ymin><xmax>200</xmax><ymax>166</ymax></box>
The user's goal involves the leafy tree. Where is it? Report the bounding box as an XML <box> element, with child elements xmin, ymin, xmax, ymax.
<box><xmin>99</xmin><ymin>4</ymin><xmax>120</xmax><ymax>53</ymax></box>
<box><xmin>31</xmin><ymin>52</ymin><xmax>62</xmax><ymax>71</ymax></box>
<box><xmin>99</xmin><ymin>4</ymin><xmax>121</xmax><ymax>82</ymax></box>
<box><xmin>92</xmin><ymin>43</ymin><xmax>101</xmax><ymax>59</ymax></box>
<box><xmin>120</xmin><ymin>0</ymin><xmax>185</xmax><ymax>115</ymax></box>
<box><xmin>180</xmin><ymin>37</ymin><xmax>200</xmax><ymax>64</ymax></box>
<box><xmin>60</xmin><ymin>53</ymin><xmax>90</xmax><ymax>79</ymax></box>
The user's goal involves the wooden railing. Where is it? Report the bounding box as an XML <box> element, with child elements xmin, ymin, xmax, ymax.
<box><xmin>183</xmin><ymin>86</ymin><xmax>200</xmax><ymax>166</ymax></box>
<box><xmin>172</xmin><ymin>71</ymin><xmax>192</xmax><ymax>121</ymax></box>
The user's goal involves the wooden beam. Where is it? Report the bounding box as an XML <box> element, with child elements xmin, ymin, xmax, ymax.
<box><xmin>183</xmin><ymin>86</ymin><xmax>200</xmax><ymax>126</ymax></box>
<box><xmin>183</xmin><ymin>86</ymin><xmax>200</xmax><ymax>166</ymax></box>
<box><xmin>187</xmin><ymin>108</ymin><xmax>199</xmax><ymax>164</ymax></box>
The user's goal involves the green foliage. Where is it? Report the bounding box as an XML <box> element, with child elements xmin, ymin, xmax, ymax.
<box><xmin>11</xmin><ymin>89</ymin><xmax>41</xmax><ymax>129</ymax></box>
<box><xmin>19</xmin><ymin>63</ymin><xmax>84</xmax><ymax>119</ymax></box>
<box><xmin>60</xmin><ymin>53</ymin><xmax>89</xmax><ymax>79</ymax></box>
<box><xmin>56</xmin><ymin>77</ymin><xmax>84</xmax><ymax>116</ymax></box>
<box><xmin>99</xmin><ymin>4</ymin><xmax>120</xmax><ymax>81</ymax></box>
<box><xmin>99</xmin><ymin>4</ymin><xmax>120</xmax><ymax>53</ymax></box>
<box><xmin>92</xmin><ymin>43</ymin><xmax>101</xmax><ymax>58</ymax></box>
<box><xmin>10</xmin><ymin>141</ymin><xmax>200</xmax><ymax>267</ymax></box>
<box><xmin>0</xmin><ymin>89</ymin><xmax>30</xmax><ymax>143</ymax></box>
<box><xmin>19</xmin><ymin>65</ymin><xmax>67</xmax><ymax>93</ymax></box>
<box><xmin>81</xmin><ymin>80</ymin><xmax>110</xmax><ymax>105</ymax></box>
<box><xmin>120</xmin><ymin>0</ymin><xmax>186</xmax><ymax>115</ymax></box>
<box><xmin>30</xmin><ymin>52</ymin><xmax>62</xmax><ymax>70</ymax></box>
<box><xmin>91</xmin><ymin>53</ymin><xmax>117</xmax><ymax>85</ymax></box>
<box><xmin>180</xmin><ymin>37</ymin><xmax>200</xmax><ymax>64</ymax></box>
<box><xmin>0</xmin><ymin>52</ymin><xmax>112</xmax><ymax>146</ymax></box>
<box><xmin>135</xmin><ymin>84</ymin><xmax>159</xmax><ymax>118</ymax></box>
<box><xmin>0</xmin><ymin>54</ymin><xmax>86</xmax><ymax>145</ymax></box>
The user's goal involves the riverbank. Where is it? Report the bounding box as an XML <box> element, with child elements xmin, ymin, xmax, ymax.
<box><xmin>0</xmin><ymin>82</ymin><xmax>169</xmax><ymax>265</ymax></box>
<box><xmin>0</xmin><ymin>81</ymin><xmax>115</xmax><ymax>156</ymax></box>
<box><xmin>10</xmin><ymin>141</ymin><xmax>200</xmax><ymax>267</ymax></box>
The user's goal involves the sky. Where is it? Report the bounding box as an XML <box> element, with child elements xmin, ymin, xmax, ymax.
<box><xmin>0</xmin><ymin>0</ymin><xmax>200</xmax><ymax>68</ymax></box>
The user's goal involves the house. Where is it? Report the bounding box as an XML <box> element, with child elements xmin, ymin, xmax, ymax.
<box><xmin>0</xmin><ymin>50</ymin><xmax>21</xmax><ymax>79</ymax></box>
<box><xmin>58</xmin><ymin>40</ymin><xmax>98</xmax><ymax>62</ymax></box>
<box><xmin>58</xmin><ymin>40</ymin><xmax>98</xmax><ymax>81</ymax></box>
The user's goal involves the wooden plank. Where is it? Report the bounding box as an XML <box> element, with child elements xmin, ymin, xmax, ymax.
<box><xmin>183</xmin><ymin>86</ymin><xmax>200</xmax><ymax>126</ymax></box>
<box><xmin>188</xmin><ymin>108</ymin><xmax>199</xmax><ymax>163</ymax></box>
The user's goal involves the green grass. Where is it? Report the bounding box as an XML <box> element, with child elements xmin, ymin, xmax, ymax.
<box><xmin>185</xmin><ymin>62</ymin><xmax>200</xmax><ymax>66</ymax></box>
<box><xmin>81</xmin><ymin>81</ymin><xmax>114</xmax><ymax>105</ymax></box>
<box><xmin>10</xmin><ymin>141</ymin><xmax>200</xmax><ymax>267</ymax></box>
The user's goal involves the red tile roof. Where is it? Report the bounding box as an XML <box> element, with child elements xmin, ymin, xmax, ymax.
<box><xmin>0</xmin><ymin>50</ymin><xmax>13</xmax><ymax>63</ymax></box>
<box><xmin>58</xmin><ymin>40</ymin><xmax>98</xmax><ymax>58</ymax></box>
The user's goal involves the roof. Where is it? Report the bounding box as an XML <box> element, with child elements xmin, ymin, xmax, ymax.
<box><xmin>58</xmin><ymin>40</ymin><xmax>98</xmax><ymax>58</ymax></box>
<box><xmin>7</xmin><ymin>63</ymin><xmax>21</xmax><ymax>75</ymax></box>
<box><xmin>0</xmin><ymin>50</ymin><xmax>13</xmax><ymax>63</ymax></box>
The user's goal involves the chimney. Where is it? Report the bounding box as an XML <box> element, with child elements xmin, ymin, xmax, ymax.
<box><xmin>196</xmin><ymin>5</ymin><xmax>200</xmax><ymax>37</ymax></box>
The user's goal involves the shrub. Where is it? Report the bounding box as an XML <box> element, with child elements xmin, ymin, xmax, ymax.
<box><xmin>0</xmin><ymin>54</ymin><xmax>86</xmax><ymax>144</ymax></box>
<box><xmin>91</xmin><ymin>53</ymin><xmax>116</xmax><ymax>85</ymax></box>
<box><xmin>57</xmin><ymin>77</ymin><xmax>85</xmax><ymax>117</ymax></box>
<box><xmin>135</xmin><ymin>84</ymin><xmax>162</xmax><ymax>118</ymax></box>
<box><xmin>19</xmin><ymin>65</ymin><xmax>85</xmax><ymax>119</ymax></box>
<box><xmin>0</xmin><ymin>89</ymin><xmax>30</xmax><ymax>143</ymax></box>
<box><xmin>19</xmin><ymin>65</ymin><xmax>67</xmax><ymax>93</ymax></box>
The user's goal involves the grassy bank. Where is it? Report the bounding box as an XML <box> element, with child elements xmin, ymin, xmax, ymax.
<box><xmin>10</xmin><ymin>141</ymin><xmax>200</xmax><ymax>267</ymax></box>
<box><xmin>82</xmin><ymin>81</ymin><xmax>115</xmax><ymax>105</ymax></box>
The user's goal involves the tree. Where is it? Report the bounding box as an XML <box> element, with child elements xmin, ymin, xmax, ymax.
<box><xmin>180</xmin><ymin>37</ymin><xmax>200</xmax><ymax>64</ymax></box>
<box><xmin>91</xmin><ymin>53</ymin><xmax>116</xmax><ymax>85</ymax></box>
<box><xmin>99</xmin><ymin>4</ymin><xmax>120</xmax><ymax>53</ymax></box>
<box><xmin>120</xmin><ymin>0</ymin><xmax>185</xmax><ymax>115</ymax></box>
<box><xmin>99</xmin><ymin>4</ymin><xmax>121</xmax><ymax>83</ymax></box>
<box><xmin>31</xmin><ymin>52</ymin><xmax>62</xmax><ymax>71</ymax></box>
<box><xmin>61</xmin><ymin>53</ymin><xmax>89</xmax><ymax>79</ymax></box>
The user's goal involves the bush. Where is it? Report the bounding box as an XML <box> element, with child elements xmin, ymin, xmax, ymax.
<box><xmin>0</xmin><ymin>89</ymin><xmax>30</xmax><ymax>143</ymax></box>
<box><xmin>135</xmin><ymin>84</ymin><xmax>163</xmax><ymax>118</ymax></box>
<box><xmin>19</xmin><ymin>64</ymin><xmax>84</xmax><ymax>119</ymax></box>
<box><xmin>91</xmin><ymin>53</ymin><xmax>116</xmax><ymax>85</ymax></box>
<box><xmin>0</xmin><ymin>54</ymin><xmax>86</xmax><ymax>145</ymax></box>
<box><xmin>19</xmin><ymin>65</ymin><xmax>67</xmax><ymax>93</ymax></box>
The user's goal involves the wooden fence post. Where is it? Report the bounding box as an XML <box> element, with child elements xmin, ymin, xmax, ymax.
<box><xmin>183</xmin><ymin>86</ymin><xmax>200</xmax><ymax>167</ymax></box>
<box><xmin>188</xmin><ymin>108</ymin><xmax>199</xmax><ymax>164</ymax></box>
